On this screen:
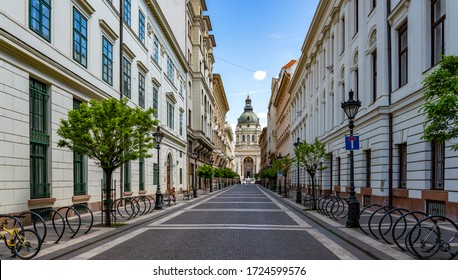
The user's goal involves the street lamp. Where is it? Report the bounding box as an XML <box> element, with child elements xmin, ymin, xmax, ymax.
<box><xmin>153</xmin><ymin>126</ymin><xmax>164</xmax><ymax>210</ymax></box>
<box><xmin>341</xmin><ymin>89</ymin><xmax>362</xmax><ymax>228</ymax></box>
<box><xmin>193</xmin><ymin>151</ymin><xmax>198</xmax><ymax>198</ymax></box>
<box><xmin>294</xmin><ymin>137</ymin><xmax>301</xmax><ymax>203</ymax></box>
<box><xmin>209</xmin><ymin>159</ymin><xmax>214</xmax><ymax>192</ymax></box>
<box><xmin>277</xmin><ymin>155</ymin><xmax>283</xmax><ymax>195</ymax></box>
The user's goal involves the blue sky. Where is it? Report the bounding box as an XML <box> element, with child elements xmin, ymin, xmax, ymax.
<box><xmin>206</xmin><ymin>0</ymin><xmax>319</xmax><ymax>131</ymax></box>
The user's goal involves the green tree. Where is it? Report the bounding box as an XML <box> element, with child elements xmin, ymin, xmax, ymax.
<box><xmin>273</xmin><ymin>156</ymin><xmax>292</xmax><ymax>195</ymax></box>
<box><xmin>421</xmin><ymin>55</ymin><xmax>458</xmax><ymax>151</ymax></box>
<box><xmin>196</xmin><ymin>164</ymin><xmax>214</xmax><ymax>190</ymax></box>
<box><xmin>295</xmin><ymin>138</ymin><xmax>328</xmax><ymax>209</ymax></box>
<box><xmin>57</xmin><ymin>97</ymin><xmax>158</xmax><ymax>226</ymax></box>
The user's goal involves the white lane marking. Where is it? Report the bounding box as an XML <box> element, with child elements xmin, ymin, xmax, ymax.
<box><xmin>37</xmin><ymin>227</ymin><xmax>114</xmax><ymax>257</ymax></box>
<box><xmin>147</xmin><ymin>226</ymin><xmax>308</xmax><ymax>231</ymax></box>
<box><xmin>305</xmin><ymin>228</ymin><xmax>357</xmax><ymax>260</ymax></box>
<box><xmin>150</xmin><ymin>224</ymin><xmax>305</xmax><ymax>229</ymax></box>
<box><xmin>186</xmin><ymin>209</ymin><xmax>283</xmax><ymax>212</ymax></box>
<box><xmin>71</xmin><ymin>228</ymin><xmax>149</xmax><ymax>260</ymax></box>
<box><xmin>257</xmin><ymin>186</ymin><xmax>310</xmax><ymax>227</ymax></box>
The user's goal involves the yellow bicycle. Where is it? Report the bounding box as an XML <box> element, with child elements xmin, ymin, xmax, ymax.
<box><xmin>1</xmin><ymin>216</ymin><xmax>42</xmax><ymax>260</ymax></box>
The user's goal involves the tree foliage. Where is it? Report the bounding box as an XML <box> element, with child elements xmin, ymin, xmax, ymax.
<box><xmin>196</xmin><ymin>164</ymin><xmax>214</xmax><ymax>179</ymax></box>
<box><xmin>273</xmin><ymin>156</ymin><xmax>292</xmax><ymax>176</ymax></box>
<box><xmin>295</xmin><ymin>138</ymin><xmax>328</xmax><ymax>176</ymax></box>
<box><xmin>421</xmin><ymin>55</ymin><xmax>458</xmax><ymax>151</ymax></box>
<box><xmin>57</xmin><ymin>97</ymin><xmax>158</xmax><ymax>226</ymax></box>
<box><xmin>57</xmin><ymin>97</ymin><xmax>158</xmax><ymax>172</ymax></box>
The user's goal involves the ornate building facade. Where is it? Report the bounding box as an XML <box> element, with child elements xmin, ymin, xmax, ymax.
<box><xmin>290</xmin><ymin>0</ymin><xmax>458</xmax><ymax>220</ymax></box>
<box><xmin>234</xmin><ymin>95</ymin><xmax>261</xmax><ymax>182</ymax></box>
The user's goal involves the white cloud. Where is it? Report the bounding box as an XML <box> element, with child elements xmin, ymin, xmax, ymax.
<box><xmin>253</xmin><ymin>71</ymin><xmax>267</xmax><ymax>81</ymax></box>
<box><xmin>257</xmin><ymin>112</ymin><xmax>268</xmax><ymax>119</ymax></box>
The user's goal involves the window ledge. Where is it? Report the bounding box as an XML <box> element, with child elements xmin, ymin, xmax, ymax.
<box><xmin>28</xmin><ymin>197</ymin><xmax>56</xmax><ymax>206</ymax></box>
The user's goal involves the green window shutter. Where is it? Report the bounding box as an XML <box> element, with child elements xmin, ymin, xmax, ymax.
<box><xmin>139</xmin><ymin>158</ymin><xmax>145</xmax><ymax>191</ymax></box>
<box><xmin>124</xmin><ymin>161</ymin><xmax>131</xmax><ymax>192</ymax></box>
<box><xmin>30</xmin><ymin>79</ymin><xmax>50</xmax><ymax>199</ymax></box>
<box><xmin>73</xmin><ymin>99</ymin><xmax>86</xmax><ymax>195</ymax></box>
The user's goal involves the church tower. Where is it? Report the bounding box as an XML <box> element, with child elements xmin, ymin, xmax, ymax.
<box><xmin>234</xmin><ymin>95</ymin><xmax>262</xmax><ymax>182</ymax></box>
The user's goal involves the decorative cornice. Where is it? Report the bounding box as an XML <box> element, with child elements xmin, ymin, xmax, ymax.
<box><xmin>73</xmin><ymin>0</ymin><xmax>95</xmax><ymax>15</ymax></box>
<box><xmin>122</xmin><ymin>43</ymin><xmax>136</xmax><ymax>60</ymax></box>
<box><xmin>137</xmin><ymin>61</ymin><xmax>148</xmax><ymax>73</ymax></box>
<box><xmin>99</xmin><ymin>19</ymin><xmax>118</xmax><ymax>41</ymax></box>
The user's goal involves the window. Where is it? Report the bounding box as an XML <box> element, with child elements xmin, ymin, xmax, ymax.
<box><xmin>153</xmin><ymin>163</ymin><xmax>159</xmax><ymax>185</ymax></box>
<box><xmin>138</xmin><ymin>72</ymin><xmax>145</xmax><ymax>108</ymax></box>
<box><xmin>179</xmin><ymin>79</ymin><xmax>183</xmax><ymax>97</ymax></box>
<box><xmin>337</xmin><ymin>157</ymin><xmax>341</xmax><ymax>186</ymax></box>
<box><xmin>431</xmin><ymin>0</ymin><xmax>446</xmax><ymax>66</ymax></box>
<box><xmin>354</xmin><ymin>0</ymin><xmax>359</xmax><ymax>35</ymax></box>
<box><xmin>398</xmin><ymin>143</ymin><xmax>407</xmax><ymax>188</ymax></box>
<box><xmin>139</xmin><ymin>158</ymin><xmax>145</xmax><ymax>191</ymax></box>
<box><xmin>370</xmin><ymin>0</ymin><xmax>376</xmax><ymax>13</ymax></box>
<box><xmin>179</xmin><ymin>111</ymin><xmax>183</xmax><ymax>136</ymax></box>
<box><xmin>73</xmin><ymin>99</ymin><xmax>86</xmax><ymax>195</ymax></box>
<box><xmin>153</xmin><ymin>35</ymin><xmax>159</xmax><ymax>64</ymax></box>
<box><xmin>102</xmin><ymin>37</ymin><xmax>113</xmax><ymax>85</ymax></box>
<box><xmin>188</xmin><ymin>109</ymin><xmax>191</xmax><ymax>128</ymax></box>
<box><xmin>30</xmin><ymin>79</ymin><xmax>50</xmax><ymax>199</ymax></box>
<box><xmin>73</xmin><ymin>8</ymin><xmax>87</xmax><ymax>67</ymax></box>
<box><xmin>252</xmin><ymin>135</ymin><xmax>255</xmax><ymax>142</ymax></box>
<box><xmin>123</xmin><ymin>0</ymin><xmax>131</xmax><ymax>26</ymax></box>
<box><xmin>124</xmin><ymin>161</ymin><xmax>131</xmax><ymax>192</ymax></box>
<box><xmin>123</xmin><ymin>57</ymin><xmax>131</xmax><ymax>98</ymax></box>
<box><xmin>372</xmin><ymin>50</ymin><xmax>377</xmax><ymax>102</ymax></box>
<box><xmin>341</xmin><ymin>17</ymin><xmax>345</xmax><ymax>54</ymax></box>
<box><xmin>152</xmin><ymin>86</ymin><xmax>158</xmax><ymax>117</ymax></box>
<box><xmin>365</xmin><ymin>150</ymin><xmax>371</xmax><ymax>187</ymax></box>
<box><xmin>138</xmin><ymin>10</ymin><xmax>145</xmax><ymax>44</ymax></box>
<box><xmin>242</xmin><ymin>135</ymin><xmax>245</xmax><ymax>142</ymax></box>
<box><xmin>431</xmin><ymin>141</ymin><xmax>444</xmax><ymax>189</ymax></box>
<box><xmin>179</xmin><ymin>168</ymin><xmax>183</xmax><ymax>184</ymax></box>
<box><xmin>167</xmin><ymin>102</ymin><xmax>174</xmax><ymax>129</ymax></box>
<box><xmin>398</xmin><ymin>22</ymin><xmax>408</xmax><ymax>87</ymax></box>
<box><xmin>166</xmin><ymin>55</ymin><xmax>174</xmax><ymax>81</ymax></box>
<box><xmin>328</xmin><ymin>153</ymin><xmax>333</xmax><ymax>188</ymax></box>
<box><xmin>29</xmin><ymin>0</ymin><xmax>51</xmax><ymax>41</ymax></box>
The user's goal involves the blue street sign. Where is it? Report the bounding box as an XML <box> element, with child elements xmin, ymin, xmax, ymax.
<box><xmin>345</xmin><ymin>135</ymin><xmax>360</xmax><ymax>150</ymax></box>
<box><xmin>277</xmin><ymin>171</ymin><xmax>283</xmax><ymax>177</ymax></box>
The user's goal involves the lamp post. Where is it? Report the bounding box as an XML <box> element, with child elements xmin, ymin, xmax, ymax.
<box><xmin>341</xmin><ymin>90</ymin><xmax>362</xmax><ymax>228</ymax></box>
<box><xmin>193</xmin><ymin>151</ymin><xmax>198</xmax><ymax>198</ymax></box>
<box><xmin>209</xmin><ymin>159</ymin><xmax>214</xmax><ymax>192</ymax></box>
<box><xmin>153</xmin><ymin>126</ymin><xmax>164</xmax><ymax>210</ymax></box>
<box><xmin>294</xmin><ymin>138</ymin><xmax>301</xmax><ymax>203</ymax></box>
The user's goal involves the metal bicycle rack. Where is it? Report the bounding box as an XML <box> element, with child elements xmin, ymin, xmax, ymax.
<box><xmin>357</xmin><ymin>204</ymin><xmax>458</xmax><ymax>260</ymax></box>
<box><xmin>111</xmin><ymin>195</ymin><xmax>156</xmax><ymax>222</ymax></box>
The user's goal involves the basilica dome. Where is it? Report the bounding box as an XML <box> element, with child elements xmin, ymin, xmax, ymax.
<box><xmin>237</xmin><ymin>95</ymin><xmax>259</xmax><ymax>125</ymax></box>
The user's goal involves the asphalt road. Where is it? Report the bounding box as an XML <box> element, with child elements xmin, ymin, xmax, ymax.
<box><xmin>28</xmin><ymin>184</ymin><xmax>408</xmax><ymax>260</ymax></box>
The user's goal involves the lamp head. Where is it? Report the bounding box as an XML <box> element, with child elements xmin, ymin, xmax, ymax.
<box><xmin>341</xmin><ymin>90</ymin><xmax>361</xmax><ymax>120</ymax></box>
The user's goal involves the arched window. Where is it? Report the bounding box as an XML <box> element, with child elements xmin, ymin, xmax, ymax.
<box><xmin>252</xmin><ymin>135</ymin><xmax>255</xmax><ymax>142</ymax></box>
<box><xmin>242</xmin><ymin>135</ymin><xmax>245</xmax><ymax>142</ymax></box>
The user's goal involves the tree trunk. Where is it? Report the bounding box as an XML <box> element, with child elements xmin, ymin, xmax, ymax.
<box><xmin>104</xmin><ymin>169</ymin><xmax>113</xmax><ymax>227</ymax></box>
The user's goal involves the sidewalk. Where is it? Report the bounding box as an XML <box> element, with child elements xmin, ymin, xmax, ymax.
<box><xmin>264</xmin><ymin>186</ymin><xmax>415</xmax><ymax>260</ymax></box>
<box><xmin>0</xmin><ymin>188</ymin><xmax>219</xmax><ymax>260</ymax></box>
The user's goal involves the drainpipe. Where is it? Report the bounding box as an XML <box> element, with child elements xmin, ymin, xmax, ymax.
<box><xmin>119</xmin><ymin>1</ymin><xmax>124</xmax><ymax>199</ymax></box>
<box><xmin>387</xmin><ymin>0</ymin><xmax>393</xmax><ymax>206</ymax></box>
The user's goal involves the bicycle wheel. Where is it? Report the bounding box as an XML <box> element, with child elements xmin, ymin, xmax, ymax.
<box><xmin>13</xmin><ymin>229</ymin><xmax>42</xmax><ymax>260</ymax></box>
<box><xmin>408</xmin><ymin>221</ymin><xmax>441</xmax><ymax>259</ymax></box>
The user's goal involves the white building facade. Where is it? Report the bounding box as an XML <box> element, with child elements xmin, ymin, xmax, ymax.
<box><xmin>290</xmin><ymin>0</ymin><xmax>458</xmax><ymax>219</ymax></box>
<box><xmin>0</xmin><ymin>0</ymin><xmax>187</xmax><ymax>214</ymax></box>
